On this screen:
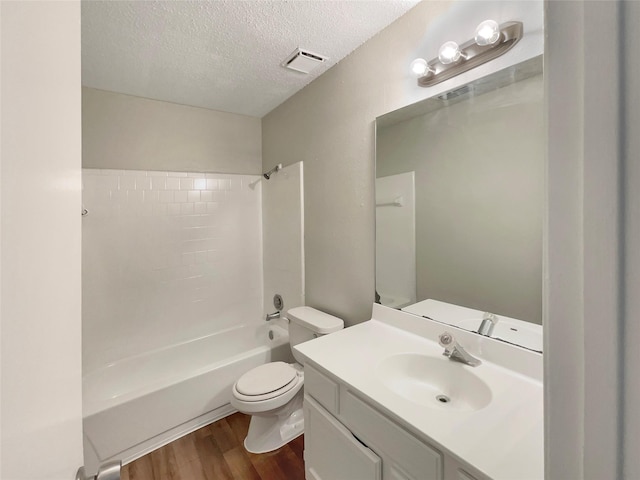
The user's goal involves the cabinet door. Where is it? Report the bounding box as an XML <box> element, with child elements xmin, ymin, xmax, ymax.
<box><xmin>341</xmin><ymin>390</ymin><xmax>443</xmax><ymax>480</ymax></box>
<box><xmin>304</xmin><ymin>395</ymin><xmax>382</xmax><ymax>480</ymax></box>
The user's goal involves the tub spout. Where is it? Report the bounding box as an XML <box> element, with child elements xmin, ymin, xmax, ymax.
<box><xmin>265</xmin><ymin>311</ymin><xmax>280</xmax><ymax>322</ymax></box>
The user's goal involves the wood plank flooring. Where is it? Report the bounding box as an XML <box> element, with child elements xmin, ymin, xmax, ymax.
<box><xmin>121</xmin><ymin>413</ymin><xmax>305</xmax><ymax>480</ymax></box>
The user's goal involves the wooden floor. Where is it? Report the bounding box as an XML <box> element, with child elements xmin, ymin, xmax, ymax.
<box><xmin>121</xmin><ymin>413</ymin><xmax>305</xmax><ymax>480</ymax></box>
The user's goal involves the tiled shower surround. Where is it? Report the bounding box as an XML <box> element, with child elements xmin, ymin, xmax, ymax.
<box><xmin>82</xmin><ymin>169</ymin><xmax>263</xmax><ymax>372</ymax></box>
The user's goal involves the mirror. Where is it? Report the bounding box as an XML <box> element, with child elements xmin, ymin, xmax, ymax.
<box><xmin>375</xmin><ymin>56</ymin><xmax>543</xmax><ymax>351</ymax></box>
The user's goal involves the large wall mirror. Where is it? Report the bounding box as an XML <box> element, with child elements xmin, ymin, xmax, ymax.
<box><xmin>375</xmin><ymin>55</ymin><xmax>543</xmax><ymax>351</ymax></box>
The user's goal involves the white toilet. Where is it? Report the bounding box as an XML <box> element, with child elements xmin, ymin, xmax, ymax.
<box><xmin>231</xmin><ymin>306</ymin><xmax>344</xmax><ymax>453</ymax></box>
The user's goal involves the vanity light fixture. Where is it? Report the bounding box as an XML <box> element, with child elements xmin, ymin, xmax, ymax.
<box><xmin>410</xmin><ymin>58</ymin><xmax>432</xmax><ymax>78</ymax></box>
<box><xmin>411</xmin><ymin>20</ymin><xmax>523</xmax><ymax>88</ymax></box>
<box><xmin>475</xmin><ymin>19</ymin><xmax>501</xmax><ymax>46</ymax></box>
<box><xmin>438</xmin><ymin>41</ymin><xmax>463</xmax><ymax>65</ymax></box>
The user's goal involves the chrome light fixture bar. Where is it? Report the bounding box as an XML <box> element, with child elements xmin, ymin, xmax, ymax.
<box><xmin>413</xmin><ymin>21</ymin><xmax>523</xmax><ymax>88</ymax></box>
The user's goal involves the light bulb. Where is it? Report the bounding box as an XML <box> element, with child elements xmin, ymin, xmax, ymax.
<box><xmin>410</xmin><ymin>58</ymin><xmax>431</xmax><ymax>78</ymax></box>
<box><xmin>475</xmin><ymin>19</ymin><xmax>501</xmax><ymax>46</ymax></box>
<box><xmin>438</xmin><ymin>41</ymin><xmax>462</xmax><ymax>65</ymax></box>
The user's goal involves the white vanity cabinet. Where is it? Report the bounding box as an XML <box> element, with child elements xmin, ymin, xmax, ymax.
<box><xmin>303</xmin><ymin>396</ymin><xmax>382</xmax><ymax>480</ymax></box>
<box><xmin>303</xmin><ymin>363</ymin><xmax>489</xmax><ymax>480</ymax></box>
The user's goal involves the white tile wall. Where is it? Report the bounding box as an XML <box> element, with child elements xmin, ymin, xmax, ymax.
<box><xmin>82</xmin><ymin>169</ymin><xmax>264</xmax><ymax>372</ymax></box>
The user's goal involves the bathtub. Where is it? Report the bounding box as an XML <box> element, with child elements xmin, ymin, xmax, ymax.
<box><xmin>82</xmin><ymin>322</ymin><xmax>291</xmax><ymax>473</ymax></box>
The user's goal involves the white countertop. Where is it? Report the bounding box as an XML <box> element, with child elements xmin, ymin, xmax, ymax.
<box><xmin>295</xmin><ymin>304</ymin><xmax>543</xmax><ymax>480</ymax></box>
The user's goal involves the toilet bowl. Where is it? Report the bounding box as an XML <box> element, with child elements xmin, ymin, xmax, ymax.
<box><xmin>230</xmin><ymin>306</ymin><xmax>343</xmax><ymax>453</ymax></box>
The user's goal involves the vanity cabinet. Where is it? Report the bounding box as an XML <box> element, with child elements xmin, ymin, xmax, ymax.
<box><xmin>304</xmin><ymin>363</ymin><xmax>487</xmax><ymax>480</ymax></box>
<box><xmin>304</xmin><ymin>396</ymin><xmax>381</xmax><ymax>480</ymax></box>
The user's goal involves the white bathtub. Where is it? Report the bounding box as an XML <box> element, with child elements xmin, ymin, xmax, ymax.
<box><xmin>82</xmin><ymin>322</ymin><xmax>291</xmax><ymax>473</ymax></box>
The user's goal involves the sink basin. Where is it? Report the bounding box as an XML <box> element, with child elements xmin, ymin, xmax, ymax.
<box><xmin>377</xmin><ymin>353</ymin><xmax>492</xmax><ymax>411</ymax></box>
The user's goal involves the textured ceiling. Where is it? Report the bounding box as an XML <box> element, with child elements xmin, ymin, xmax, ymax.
<box><xmin>82</xmin><ymin>0</ymin><xmax>420</xmax><ymax>118</ymax></box>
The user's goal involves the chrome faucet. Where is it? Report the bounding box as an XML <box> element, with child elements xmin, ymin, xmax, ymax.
<box><xmin>478</xmin><ymin>312</ymin><xmax>498</xmax><ymax>336</ymax></box>
<box><xmin>265</xmin><ymin>311</ymin><xmax>280</xmax><ymax>322</ymax></box>
<box><xmin>438</xmin><ymin>332</ymin><xmax>482</xmax><ymax>367</ymax></box>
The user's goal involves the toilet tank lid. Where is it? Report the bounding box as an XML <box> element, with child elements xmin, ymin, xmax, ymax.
<box><xmin>286</xmin><ymin>306</ymin><xmax>344</xmax><ymax>334</ymax></box>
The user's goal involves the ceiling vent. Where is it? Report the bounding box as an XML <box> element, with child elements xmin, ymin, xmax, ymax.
<box><xmin>281</xmin><ymin>48</ymin><xmax>327</xmax><ymax>74</ymax></box>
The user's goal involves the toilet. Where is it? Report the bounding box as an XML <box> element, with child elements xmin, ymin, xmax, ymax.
<box><xmin>231</xmin><ymin>306</ymin><xmax>344</xmax><ymax>453</ymax></box>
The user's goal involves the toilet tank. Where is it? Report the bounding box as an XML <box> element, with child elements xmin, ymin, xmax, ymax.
<box><xmin>286</xmin><ymin>306</ymin><xmax>344</xmax><ymax>363</ymax></box>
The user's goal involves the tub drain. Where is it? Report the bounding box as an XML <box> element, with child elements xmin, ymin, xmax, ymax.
<box><xmin>436</xmin><ymin>394</ymin><xmax>450</xmax><ymax>404</ymax></box>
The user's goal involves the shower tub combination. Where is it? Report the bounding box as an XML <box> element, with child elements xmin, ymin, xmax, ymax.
<box><xmin>82</xmin><ymin>322</ymin><xmax>291</xmax><ymax>472</ymax></box>
<box><xmin>81</xmin><ymin>165</ymin><xmax>305</xmax><ymax>472</ymax></box>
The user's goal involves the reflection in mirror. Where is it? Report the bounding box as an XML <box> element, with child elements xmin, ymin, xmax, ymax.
<box><xmin>375</xmin><ymin>56</ymin><xmax>543</xmax><ymax>351</ymax></box>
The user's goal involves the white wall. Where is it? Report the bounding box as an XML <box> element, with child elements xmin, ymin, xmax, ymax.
<box><xmin>262</xmin><ymin>0</ymin><xmax>543</xmax><ymax>325</ymax></box>
<box><xmin>82</xmin><ymin>87</ymin><xmax>262</xmax><ymax>174</ymax></box>
<box><xmin>1</xmin><ymin>2</ymin><xmax>83</xmax><ymax>478</ymax></box>
<box><xmin>82</xmin><ymin>169</ymin><xmax>263</xmax><ymax>371</ymax></box>
<box><xmin>262</xmin><ymin>162</ymin><xmax>305</xmax><ymax>316</ymax></box>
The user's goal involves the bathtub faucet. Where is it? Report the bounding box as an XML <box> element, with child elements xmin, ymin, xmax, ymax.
<box><xmin>265</xmin><ymin>311</ymin><xmax>280</xmax><ymax>322</ymax></box>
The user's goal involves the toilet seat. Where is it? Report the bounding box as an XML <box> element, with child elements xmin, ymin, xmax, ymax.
<box><xmin>233</xmin><ymin>362</ymin><xmax>302</xmax><ymax>402</ymax></box>
<box><xmin>236</xmin><ymin>362</ymin><xmax>297</xmax><ymax>399</ymax></box>
<box><xmin>231</xmin><ymin>362</ymin><xmax>304</xmax><ymax>414</ymax></box>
